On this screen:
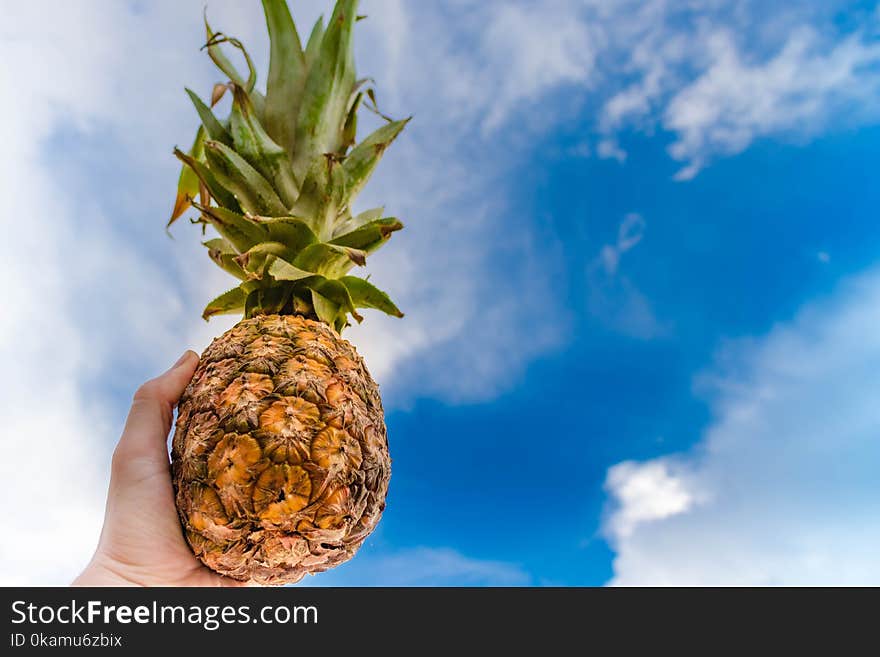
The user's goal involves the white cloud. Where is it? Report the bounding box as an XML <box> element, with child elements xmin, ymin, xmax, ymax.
<box><xmin>604</xmin><ymin>268</ymin><xmax>880</xmax><ymax>585</ymax></box>
<box><xmin>0</xmin><ymin>0</ymin><xmax>162</xmax><ymax>587</ymax></box>
<box><xmin>388</xmin><ymin>2</ymin><xmax>880</xmax><ymax>180</ymax></box>
<box><xmin>480</xmin><ymin>3</ymin><xmax>596</xmax><ymax>132</ymax></box>
<box><xmin>587</xmin><ymin>1</ymin><xmax>880</xmax><ymax>178</ymax></box>
<box><xmin>605</xmin><ymin>461</ymin><xmax>696</xmax><ymax>540</ymax></box>
<box><xmin>394</xmin><ymin>1</ymin><xmax>880</xmax><ymax>180</ymax></box>
<box><xmin>664</xmin><ymin>27</ymin><xmax>880</xmax><ymax>179</ymax></box>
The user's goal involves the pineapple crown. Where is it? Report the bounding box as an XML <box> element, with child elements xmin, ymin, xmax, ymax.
<box><xmin>168</xmin><ymin>0</ymin><xmax>408</xmax><ymax>334</ymax></box>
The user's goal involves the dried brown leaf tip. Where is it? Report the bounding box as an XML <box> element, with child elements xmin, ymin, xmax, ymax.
<box><xmin>211</xmin><ymin>82</ymin><xmax>230</xmax><ymax>106</ymax></box>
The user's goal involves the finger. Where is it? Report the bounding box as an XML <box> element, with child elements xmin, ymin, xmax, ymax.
<box><xmin>114</xmin><ymin>350</ymin><xmax>199</xmax><ymax>464</ymax></box>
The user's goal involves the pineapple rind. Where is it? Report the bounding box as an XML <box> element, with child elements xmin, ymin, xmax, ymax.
<box><xmin>172</xmin><ymin>314</ymin><xmax>390</xmax><ymax>584</ymax></box>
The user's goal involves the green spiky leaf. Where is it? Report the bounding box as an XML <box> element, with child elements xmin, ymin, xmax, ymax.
<box><xmin>310</xmin><ymin>289</ymin><xmax>340</xmax><ymax>325</ymax></box>
<box><xmin>291</xmin><ymin>154</ymin><xmax>349</xmax><ymax>233</ymax></box>
<box><xmin>265</xmin><ymin>267</ymin><xmax>361</xmax><ymax>322</ymax></box>
<box><xmin>341</xmin><ymin>91</ymin><xmax>362</xmax><ymax>151</ymax></box>
<box><xmin>173</xmin><ymin>146</ymin><xmax>240</xmax><ymax>213</ymax></box>
<box><xmin>262</xmin><ymin>0</ymin><xmax>305</xmax><ymax>152</ymax></box>
<box><xmin>208</xmin><ymin>250</ymin><xmax>249</xmax><ymax>281</ymax></box>
<box><xmin>294</xmin><ymin>242</ymin><xmax>366</xmax><ymax>276</ymax></box>
<box><xmin>304</xmin><ymin>16</ymin><xmax>324</xmax><ymax>71</ymax></box>
<box><xmin>259</xmin><ymin>286</ymin><xmax>291</xmax><ymax>315</ymax></box>
<box><xmin>341</xmin><ymin>118</ymin><xmax>409</xmax><ymax>204</ymax></box>
<box><xmin>203</xmin><ymin>140</ymin><xmax>289</xmax><ymax>216</ymax></box>
<box><xmin>173</xmin><ymin>0</ymin><xmax>408</xmax><ymax>333</ymax></box>
<box><xmin>204</xmin><ymin>11</ymin><xmax>256</xmax><ymax>92</ymax></box>
<box><xmin>229</xmin><ymin>85</ymin><xmax>299</xmax><ymax>207</ymax></box>
<box><xmin>192</xmin><ymin>202</ymin><xmax>267</xmax><ymax>253</ymax></box>
<box><xmin>244</xmin><ymin>286</ymin><xmax>290</xmax><ymax>318</ymax></box>
<box><xmin>301</xmin><ymin>278</ymin><xmax>361</xmax><ymax>321</ymax></box>
<box><xmin>304</xmin><ymin>16</ymin><xmax>325</xmax><ymax>69</ymax></box>
<box><xmin>253</xmin><ymin>216</ymin><xmax>318</xmax><ymax>251</ymax></box>
<box><xmin>204</xmin><ymin>11</ymin><xmax>266</xmax><ymax>119</ymax></box>
<box><xmin>291</xmin><ymin>0</ymin><xmax>358</xmax><ymax>182</ymax></box>
<box><xmin>185</xmin><ymin>88</ymin><xmax>232</xmax><ymax>146</ymax></box>
<box><xmin>330</xmin><ymin>217</ymin><xmax>402</xmax><ymax>253</ymax></box>
<box><xmin>341</xmin><ymin>276</ymin><xmax>403</xmax><ymax>317</ymax></box>
<box><xmin>268</xmin><ymin>258</ymin><xmax>316</xmax><ymax>282</ymax></box>
<box><xmin>168</xmin><ymin>127</ymin><xmax>205</xmax><ymax>227</ymax></box>
<box><xmin>236</xmin><ymin>241</ymin><xmax>298</xmax><ymax>276</ymax></box>
<box><xmin>332</xmin><ymin>206</ymin><xmax>383</xmax><ymax>236</ymax></box>
<box><xmin>203</xmin><ymin>286</ymin><xmax>247</xmax><ymax>319</ymax></box>
<box><xmin>202</xmin><ymin>237</ymin><xmax>234</xmax><ymax>253</ymax></box>
<box><xmin>204</xmin><ymin>236</ymin><xmax>249</xmax><ymax>279</ymax></box>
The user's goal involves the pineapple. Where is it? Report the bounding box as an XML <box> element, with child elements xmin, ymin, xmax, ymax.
<box><xmin>167</xmin><ymin>0</ymin><xmax>407</xmax><ymax>585</ymax></box>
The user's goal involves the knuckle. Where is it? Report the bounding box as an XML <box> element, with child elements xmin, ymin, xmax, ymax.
<box><xmin>133</xmin><ymin>379</ymin><xmax>161</xmax><ymax>402</ymax></box>
<box><xmin>110</xmin><ymin>444</ymin><xmax>129</xmax><ymax>473</ymax></box>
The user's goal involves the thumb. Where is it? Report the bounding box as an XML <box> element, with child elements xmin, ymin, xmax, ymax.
<box><xmin>114</xmin><ymin>350</ymin><xmax>199</xmax><ymax>465</ymax></box>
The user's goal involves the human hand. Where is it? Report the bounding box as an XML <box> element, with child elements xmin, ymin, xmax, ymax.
<box><xmin>73</xmin><ymin>351</ymin><xmax>246</xmax><ymax>587</ymax></box>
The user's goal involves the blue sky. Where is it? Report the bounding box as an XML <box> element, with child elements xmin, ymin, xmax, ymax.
<box><xmin>321</xmin><ymin>87</ymin><xmax>880</xmax><ymax>585</ymax></box>
<box><xmin>3</xmin><ymin>0</ymin><xmax>880</xmax><ymax>585</ymax></box>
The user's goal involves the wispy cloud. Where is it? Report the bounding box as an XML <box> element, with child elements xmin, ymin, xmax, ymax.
<box><xmin>590</xmin><ymin>1</ymin><xmax>880</xmax><ymax>179</ymax></box>
<box><xmin>665</xmin><ymin>26</ymin><xmax>880</xmax><ymax>179</ymax></box>
<box><xmin>597</xmin><ymin>138</ymin><xmax>627</xmax><ymax>163</ymax></box>
<box><xmin>603</xmin><ymin>268</ymin><xmax>880</xmax><ymax>585</ymax></box>
<box><xmin>380</xmin><ymin>0</ymin><xmax>880</xmax><ymax>183</ymax></box>
<box><xmin>479</xmin><ymin>3</ymin><xmax>597</xmax><ymax>132</ymax></box>
<box><xmin>597</xmin><ymin>213</ymin><xmax>645</xmax><ymax>276</ymax></box>
<box><xmin>311</xmin><ymin>547</ymin><xmax>531</xmax><ymax>586</ymax></box>
<box><xmin>588</xmin><ymin>213</ymin><xmax>665</xmax><ymax>339</ymax></box>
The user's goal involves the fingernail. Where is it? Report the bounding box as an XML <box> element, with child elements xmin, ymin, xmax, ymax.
<box><xmin>172</xmin><ymin>350</ymin><xmax>196</xmax><ymax>368</ymax></box>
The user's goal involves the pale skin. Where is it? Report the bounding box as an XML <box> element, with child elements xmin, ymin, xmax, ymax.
<box><xmin>73</xmin><ymin>351</ymin><xmax>246</xmax><ymax>587</ymax></box>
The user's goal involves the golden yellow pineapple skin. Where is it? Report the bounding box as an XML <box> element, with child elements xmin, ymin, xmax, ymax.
<box><xmin>171</xmin><ymin>315</ymin><xmax>390</xmax><ymax>585</ymax></box>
